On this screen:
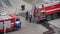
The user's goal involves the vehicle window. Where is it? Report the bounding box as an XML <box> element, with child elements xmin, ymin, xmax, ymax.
<box><xmin>35</xmin><ymin>9</ymin><xmax>38</xmax><ymax>14</ymax></box>
<box><xmin>39</xmin><ymin>5</ymin><xmax>42</xmax><ymax>8</ymax></box>
<box><xmin>16</xmin><ymin>18</ymin><xmax>20</xmax><ymax>21</ymax></box>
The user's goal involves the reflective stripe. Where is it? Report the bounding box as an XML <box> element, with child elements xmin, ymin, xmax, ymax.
<box><xmin>41</xmin><ymin>8</ymin><xmax>60</xmax><ymax>12</ymax></box>
<box><xmin>46</xmin><ymin>8</ymin><xmax>60</xmax><ymax>12</ymax></box>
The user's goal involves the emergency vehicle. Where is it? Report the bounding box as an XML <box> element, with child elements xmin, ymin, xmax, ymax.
<box><xmin>33</xmin><ymin>1</ymin><xmax>60</xmax><ymax>21</ymax></box>
<box><xmin>0</xmin><ymin>13</ymin><xmax>21</xmax><ymax>33</ymax></box>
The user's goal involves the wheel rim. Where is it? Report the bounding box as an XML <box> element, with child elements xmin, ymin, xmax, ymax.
<box><xmin>52</xmin><ymin>14</ymin><xmax>57</xmax><ymax>19</ymax></box>
<box><xmin>47</xmin><ymin>15</ymin><xmax>52</xmax><ymax>21</ymax></box>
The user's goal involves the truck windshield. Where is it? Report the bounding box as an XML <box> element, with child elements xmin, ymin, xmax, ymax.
<box><xmin>16</xmin><ymin>19</ymin><xmax>20</xmax><ymax>21</ymax></box>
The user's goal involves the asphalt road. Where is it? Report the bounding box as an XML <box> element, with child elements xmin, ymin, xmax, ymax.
<box><xmin>0</xmin><ymin>0</ymin><xmax>60</xmax><ymax>34</ymax></box>
<box><xmin>19</xmin><ymin>12</ymin><xmax>26</xmax><ymax>17</ymax></box>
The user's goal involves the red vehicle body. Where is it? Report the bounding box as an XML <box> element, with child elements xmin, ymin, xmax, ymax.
<box><xmin>33</xmin><ymin>1</ymin><xmax>60</xmax><ymax>21</ymax></box>
<box><xmin>0</xmin><ymin>13</ymin><xmax>20</xmax><ymax>33</ymax></box>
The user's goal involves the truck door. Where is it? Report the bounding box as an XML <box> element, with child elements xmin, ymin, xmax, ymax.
<box><xmin>40</xmin><ymin>5</ymin><xmax>46</xmax><ymax>20</ymax></box>
<box><xmin>35</xmin><ymin>9</ymin><xmax>41</xmax><ymax>19</ymax></box>
<box><xmin>4</xmin><ymin>20</ymin><xmax>11</xmax><ymax>29</ymax></box>
<box><xmin>40</xmin><ymin>10</ymin><xmax>46</xmax><ymax>20</ymax></box>
<box><xmin>35</xmin><ymin>9</ymin><xmax>39</xmax><ymax>16</ymax></box>
<box><xmin>0</xmin><ymin>21</ymin><xmax>3</xmax><ymax>30</ymax></box>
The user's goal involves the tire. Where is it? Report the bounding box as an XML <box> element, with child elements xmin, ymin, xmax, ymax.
<box><xmin>13</xmin><ymin>27</ymin><xmax>18</xmax><ymax>31</ymax></box>
<box><xmin>52</xmin><ymin>13</ymin><xmax>58</xmax><ymax>20</ymax></box>
<box><xmin>57</xmin><ymin>12</ymin><xmax>60</xmax><ymax>17</ymax></box>
<box><xmin>47</xmin><ymin>15</ymin><xmax>52</xmax><ymax>21</ymax></box>
<box><xmin>13</xmin><ymin>26</ymin><xmax>20</xmax><ymax>31</ymax></box>
<box><xmin>14</xmin><ymin>22</ymin><xmax>21</xmax><ymax>31</ymax></box>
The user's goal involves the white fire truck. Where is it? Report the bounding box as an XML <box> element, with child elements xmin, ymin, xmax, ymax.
<box><xmin>33</xmin><ymin>1</ymin><xmax>60</xmax><ymax>21</ymax></box>
<box><xmin>0</xmin><ymin>13</ymin><xmax>21</xmax><ymax>33</ymax></box>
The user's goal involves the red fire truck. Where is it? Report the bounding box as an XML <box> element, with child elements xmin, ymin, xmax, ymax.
<box><xmin>0</xmin><ymin>13</ymin><xmax>21</xmax><ymax>33</ymax></box>
<box><xmin>33</xmin><ymin>1</ymin><xmax>60</xmax><ymax>21</ymax></box>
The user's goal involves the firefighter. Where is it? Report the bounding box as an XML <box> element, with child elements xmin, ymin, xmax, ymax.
<box><xmin>21</xmin><ymin>5</ymin><xmax>25</xmax><ymax>10</ymax></box>
<box><xmin>29</xmin><ymin>12</ymin><xmax>32</xmax><ymax>23</ymax></box>
<box><xmin>26</xmin><ymin>11</ymin><xmax>28</xmax><ymax>20</ymax></box>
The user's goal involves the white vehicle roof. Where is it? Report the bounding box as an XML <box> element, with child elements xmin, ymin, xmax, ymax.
<box><xmin>0</xmin><ymin>13</ymin><xmax>12</xmax><ymax>20</ymax></box>
<box><xmin>36</xmin><ymin>1</ymin><xmax>60</xmax><ymax>8</ymax></box>
<box><xmin>43</xmin><ymin>1</ymin><xmax>60</xmax><ymax>7</ymax></box>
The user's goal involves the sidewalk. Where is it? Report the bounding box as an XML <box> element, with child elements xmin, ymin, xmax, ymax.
<box><xmin>0</xmin><ymin>0</ymin><xmax>32</xmax><ymax>14</ymax></box>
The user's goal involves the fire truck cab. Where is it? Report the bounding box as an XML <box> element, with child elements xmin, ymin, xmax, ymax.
<box><xmin>33</xmin><ymin>1</ymin><xmax>60</xmax><ymax>21</ymax></box>
<box><xmin>0</xmin><ymin>13</ymin><xmax>21</xmax><ymax>33</ymax></box>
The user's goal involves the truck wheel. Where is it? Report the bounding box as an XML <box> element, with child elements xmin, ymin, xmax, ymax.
<box><xmin>12</xmin><ymin>27</ymin><xmax>17</xmax><ymax>31</ymax></box>
<box><xmin>52</xmin><ymin>13</ymin><xmax>57</xmax><ymax>20</ymax></box>
<box><xmin>13</xmin><ymin>27</ymin><xmax>20</xmax><ymax>31</ymax></box>
<box><xmin>57</xmin><ymin>12</ymin><xmax>60</xmax><ymax>17</ymax></box>
<box><xmin>47</xmin><ymin>15</ymin><xmax>52</xmax><ymax>21</ymax></box>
